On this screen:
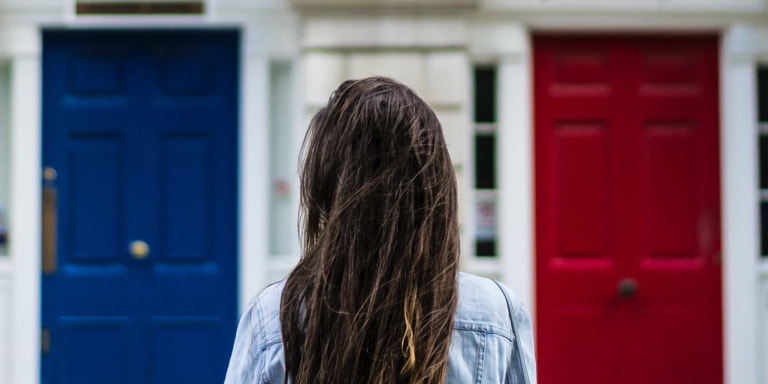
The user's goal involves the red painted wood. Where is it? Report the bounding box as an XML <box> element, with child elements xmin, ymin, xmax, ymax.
<box><xmin>534</xmin><ymin>36</ymin><xmax>722</xmax><ymax>384</ymax></box>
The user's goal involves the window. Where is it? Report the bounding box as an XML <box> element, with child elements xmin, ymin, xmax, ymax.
<box><xmin>0</xmin><ymin>64</ymin><xmax>9</xmax><ymax>256</ymax></box>
<box><xmin>474</xmin><ymin>66</ymin><xmax>497</xmax><ymax>257</ymax></box>
<box><xmin>268</xmin><ymin>62</ymin><xmax>299</xmax><ymax>259</ymax></box>
<box><xmin>758</xmin><ymin>66</ymin><xmax>768</xmax><ymax>258</ymax></box>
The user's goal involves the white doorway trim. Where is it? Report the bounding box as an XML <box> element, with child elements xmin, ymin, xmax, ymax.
<box><xmin>721</xmin><ymin>23</ymin><xmax>763</xmax><ymax>384</ymax></box>
<box><xmin>497</xmin><ymin>34</ymin><xmax>534</xmax><ymax>309</ymax></box>
<box><xmin>10</xmin><ymin>51</ymin><xmax>42</xmax><ymax>384</ymax></box>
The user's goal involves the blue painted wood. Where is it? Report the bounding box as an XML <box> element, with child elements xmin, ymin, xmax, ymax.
<box><xmin>42</xmin><ymin>30</ymin><xmax>239</xmax><ymax>384</ymax></box>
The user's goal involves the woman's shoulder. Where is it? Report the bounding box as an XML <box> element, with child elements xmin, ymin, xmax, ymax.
<box><xmin>455</xmin><ymin>272</ymin><xmax>524</xmax><ymax>334</ymax></box>
<box><xmin>224</xmin><ymin>281</ymin><xmax>289</xmax><ymax>384</ymax></box>
<box><xmin>252</xmin><ymin>280</ymin><xmax>286</xmax><ymax>310</ymax></box>
<box><xmin>453</xmin><ymin>273</ymin><xmax>537</xmax><ymax>384</ymax></box>
<box><xmin>244</xmin><ymin>280</ymin><xmax>286</xmax><ymax>348</ymax></box>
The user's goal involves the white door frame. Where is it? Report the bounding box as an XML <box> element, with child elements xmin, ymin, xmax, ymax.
<box><xmin>10</xmin><ymin>50</ymin><xmax>42</xmax><ymax>384</ymax></box>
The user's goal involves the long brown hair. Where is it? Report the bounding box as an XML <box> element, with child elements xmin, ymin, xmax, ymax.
<box><xmin>279</xmin><ymin>77</ymin><xmax>460</xmax><ymax>384</ymax></box>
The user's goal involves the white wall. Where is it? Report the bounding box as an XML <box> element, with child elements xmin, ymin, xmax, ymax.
<box><xmin>480</xmin><ymin>0</ymin><xmax>764</xmax><ymax>12</ymax></box>
<box><xmin>295</xmin><ymin>15</ymin><xmax>474</xmax><ymax>282</ymax></box>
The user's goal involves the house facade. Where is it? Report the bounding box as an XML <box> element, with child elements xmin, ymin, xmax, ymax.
<box><xmin>0</xmin><ymin>0</ymin><xmax>765</xmax><ymax>383</ymax></box>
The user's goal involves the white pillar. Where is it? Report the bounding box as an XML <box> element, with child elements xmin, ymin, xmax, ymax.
<box><xmin>239</xmin><ymin>53</ymin><xmax>271</xmax><ymax>312</ymax></box>
<box><xmin>497</xmin><ymin>47</ymin><xmax>534</xmax><ymax>308</ymax></box>
<box><xmin>721</xmin><ymin>30</ymin><xmax>760</xmax><ymax>384</ymax></box>
<box><xmin>10</xmin><ymin>54</ymin><xmax>42</xmax><ymax>384</ymax></box>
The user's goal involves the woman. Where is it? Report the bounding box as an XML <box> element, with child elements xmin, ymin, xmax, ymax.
<box><xmin>224</xmin><ymin>77</ymin><xmax>536</xmax><ymax>384</ymax></box>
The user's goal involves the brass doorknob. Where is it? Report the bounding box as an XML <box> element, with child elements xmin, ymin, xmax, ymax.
<box><xmin>617</xmin><ymin>278</ymin><xmax>638</xmax><ymax>298</ymax></box>
<box><xmin>129</xmin><ymin>240</ymin><xmax>150</xmax><ymax>260</ymax></box>
<box><xmin>43</xmin><ymin>167</ymin><xmax>58</xmax><ymax>182</ymax></box>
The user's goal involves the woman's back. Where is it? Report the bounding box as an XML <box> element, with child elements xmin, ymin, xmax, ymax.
<box><xmin>224</xmin><ymin>272</ymin><xmax>536</xmax><ymax>384</ymax></box>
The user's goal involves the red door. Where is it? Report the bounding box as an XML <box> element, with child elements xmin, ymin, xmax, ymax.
<box><xmin>534</xmin><ymin>36</ymin><xmax>722</xmax><ymax>384</ymax></box>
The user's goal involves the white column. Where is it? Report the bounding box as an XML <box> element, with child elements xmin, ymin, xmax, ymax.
<box><xmin>721</xmin><ymin>42</ymin><xmax>759</xmax><ymax>384</ymax></box>
<box><xmin>497</xmin><ymin>49</ymin><xmax>534</xmax><ymax>308</ymax></box>
<box><xmin>239</xmin><ymin>54</ymin><xmax>271</xmax><ymax>312</ymax></box>
<box><xmin>10</xmin><ymin>54</ymin><xmax>42</xmax><ymax>384</ymax></box>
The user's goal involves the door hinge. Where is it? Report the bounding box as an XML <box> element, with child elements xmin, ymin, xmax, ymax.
<box><xmin>41</xmin><ymin>328</ymin><xmax>50</xmax><ymax>355</ymax></box>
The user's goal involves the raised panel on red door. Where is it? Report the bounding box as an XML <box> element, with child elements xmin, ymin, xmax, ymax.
<box><xmin>534</xmin><ymin>36</ymin><xmax>722</xmax><ymax>384</ymax></box>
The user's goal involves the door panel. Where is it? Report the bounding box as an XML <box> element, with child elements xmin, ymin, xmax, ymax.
<box><xmin>57</xmin><ymin>317</ymin><xmax>133</xmax><ymax>384</ymax></box>
<box><xmin>555</xmin><ymin>122</ymin><xmax>608</xmax><ymax>260</ymax></box>
<box><xmin>160</xmin><ymin>136</ymin><xmax>211</xmax><ymax>260</ymax></box>
<box><xmin>68</xmin><ymin>136</ymin><xmax>124</xmax><ymax>263</ymax></box>
<box><xmin>150</xmin><ymin>317</ymin><xmax>220</xmax><ymax>384</ymax></box>
<box><xmin>545</xmin><ymin>308</ymin><xmax>617</xmax><ymax>383</ymax></box>
<box><xmin>535</xmin><ymin>36</ymin><xmax>722</xmax><ymax>384</ymax></box>
<box><xmin>644</xmin><ymin>123</ymin><xmax>697</xmax><ymax>258</ymax></box>
<box><xmin>42</xmin><ymin>30</ymin><xmax>239</xmax><ymax>384</ymax></box>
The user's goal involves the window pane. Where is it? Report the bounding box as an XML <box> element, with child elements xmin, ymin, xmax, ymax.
<box><xmin>476</xmin><ymin>240</ymin><xmax>496</xmax><ymax>257</ymax></box>
<box><xmin>762</xmin><ymin>202</ymin><xmax>768</xmax><ymax>257</ymax></box>
<box><xmin>268</xmin><ymin>62</ymin><xmax>299</xmax><ymax>257</ymax></box>
<box><xmin>760</xmin><ymin>136</ymin><xmax>768</xmax><ymax>190</ymax></box>
<box><xmin>474</xmin><ymin>67</ymin><xmax>496</xmax><ymax>123</ymax></box>
<box><xmin>475</xmin><ymin>135</ymin><xmax>496</xmax><ymax>189</ymax></box>
<box><xmin>475</xmin><ymin>191</ymin><xmax>497</xmax><ymax>258</ymax></box>
<box><xmin>759</xmin><ymin>67</ymin><xmax>768</xmax><ymax>122</ymax></box>
<box><xmin>0</xmin><ymin>64</ymin><xmax>9</xmax><ymax>256</ymax></box>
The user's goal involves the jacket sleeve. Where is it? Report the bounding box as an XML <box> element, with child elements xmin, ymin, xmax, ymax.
<box><xmin>513</xmin><ymin>301</ymin><xmax>537</xmax><ymax>384</ymax></box>
<box><xmin>224</xmin><ymin>298</ymin><xmax>264</xmax><ymax>384</ymax></box>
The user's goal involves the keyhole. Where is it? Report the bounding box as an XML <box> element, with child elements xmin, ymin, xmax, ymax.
<box><xmin>617</xmin><ymin>278</ymin><xmax>638</xmax><ymax>299</ymax></box>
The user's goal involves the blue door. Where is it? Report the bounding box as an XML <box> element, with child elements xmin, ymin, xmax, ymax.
<box><xmin>42</xmin><ymin>30</ymin><xmax>239</xmax><ymax>384</ymax></box>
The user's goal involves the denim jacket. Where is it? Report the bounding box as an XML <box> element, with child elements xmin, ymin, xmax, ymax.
<box><xmin>224</xmin><ymin>272</ymin><xmax>537</xmax><ymax>384</ymax></box>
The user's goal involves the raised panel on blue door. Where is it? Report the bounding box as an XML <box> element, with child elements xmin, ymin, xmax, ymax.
<box><xmin>67</xmin><ymin>134</ymin><xmax>124</xmax><ymax>264</ymax></box>
<box><xmin>159</xmin><ymin>49</ymin><xmax>216</xmax><ymax>95</ymax></box>
<box><xmin>67</xmin><ymin>49</ymin><xmax>127</xmax><ymax>95</ymax></box>
<box><xmin>161</xmin><ymin>134</ymin><xmax>211</xmax><ymax>261</ymax></box>
<box><xmin>57</xmin><ymin>317</ymin><xmax>131</xmax><ymax>384</ymax></box>
<box><xmin>150</xmin><ymin>317</ymin><xmax>220</xmax><ymax>384</ymax></box>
